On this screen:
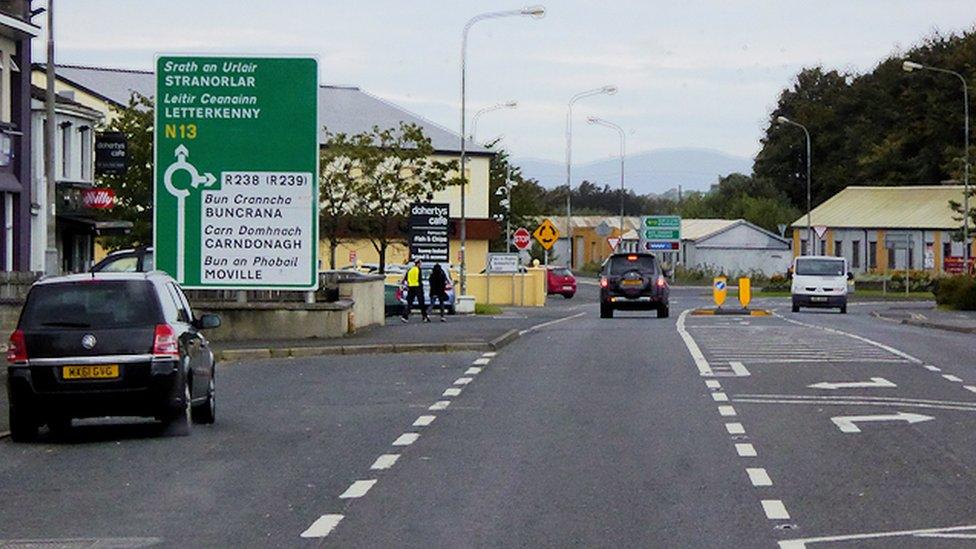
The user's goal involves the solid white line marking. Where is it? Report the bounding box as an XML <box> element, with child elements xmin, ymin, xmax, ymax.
<box><xmin>300</xmin><ymin>514</ymin><xmax>344</xmax><ymax>538</ymax></box>
<box><xmin>735</xmin><ymin>443</ymin><xmax>757</xmax><ymax>457</ymax></box>
<box><xmin>712</xmin><ymin>392</ymin><xmax>729</xmax><ymax>402</ymax></box>
<box><xmin>677</xmin><ymin>309</ymin><xmax>714</xmax><ymax>376</ymax></box>
<box><xmin>943</xmin><ymin>374</ymin><xmax>963</xmax><ymax>383</ymax></box>
<box><xmin>370</xmin><ymin>454</ymin><xmax>400</xmax><ymax>470</ymax></box>
<box><xmin>339</xmin><ymin>480</ymin><xmax>377</xmax><ymax>499</ymax></box>
<box><xmin>443</xmin><ymin>388</ymin><xmax>462</xmax><ymax>397</ymax></box>
<box><xmin>473</xmin><ymin>358</ymin><xmax>491</xmax><ymax>365</ymax></box>
<box><xmin>725</xmin><ymin>422</ymin><xmax>745</xmax><ymax>435</ymax></box>
<box><xmin>719</xmin><ymin>405</ymin><xmax>737</xmax><ymax>417</ymax></box>
<box><xmin>518</xmin><ymin>312</ymin><xmax>586</xmax><ymax>336</ymax></box>
<box><xmin>455</xmin><ymin>377</ymin><xmax>473</xmax><ymax>385</ymax></box>
<box><xmin>413</xmin><ymin>415</ymin><xmax>436</xmax><ymax>427</ymax></box>
<box><xmin>729</xmin><ymin>361</ymin><xmax>751</xmax><ymax>377</ymax></box>
<box><xmin>465</xmin><ymin>367</ymin><xmax>482</xmax><ymax>375</ymax></box>
<box><xmin>777</xmin><ymin>525</ymin><xmax>976</xmax><ymax>548</ymax></box>
<box><xmin>747</xmin><ymin>468</ymin><xmax>773</xmax><ymax>486</ymax></box>
<box><xmin>429</xmin><ymin>401</ymin><xmax>450</xmax><ymax>410</ymax></box>
<box><xmin>762</xmin><ymin>499</ymin><xmax>790</xmax><ymax>520</ymax></box>
<box><xmin>965</xmin><ymin>386</ymin><xmax>976</xmax><ymax>394</ymax></box>
<box><xmin>705</xmin><ymin>380</ymin><xmax>722</xmax><ymax>389</ymax></box>
<box><xmin>482</xmin><ymin>352</ymin><xmax>497</xmax><ymax>357</ymax></box>
<box><xmin>924</xmin><ymin>364</ymin><xmax>942</xmax><ymax>372</ymax></box>
<box><xmin>393</xmin><ymin>433</ymin><xmax>419</xmax><ymax>446</ymax></box>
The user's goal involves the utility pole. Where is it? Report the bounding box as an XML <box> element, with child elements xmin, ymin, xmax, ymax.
<box><xmin>44</xmin><ymin>0</ymin><xmax>58</xmax><ymax>275</ymax></box>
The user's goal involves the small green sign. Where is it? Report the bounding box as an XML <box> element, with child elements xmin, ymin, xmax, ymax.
<box><xmin>644</xmin><ymin>215</ymin><xmax>681</xmax><ymax>228</ymax></box>
<box><xmin>154</xmin><ymin>55</ymin><xmax>319</xmax><ymax>290</ymax></box>
<box><xmin>643</xmin><ymin>228</ymin><xmax>681</xmax><ymax>240</ymax></box>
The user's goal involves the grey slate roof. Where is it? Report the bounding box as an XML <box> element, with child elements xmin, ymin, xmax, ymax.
<box><xmin>42</xmin><ymin>64</ymin><xmax>491</xmax><ymax>155</ymax></box>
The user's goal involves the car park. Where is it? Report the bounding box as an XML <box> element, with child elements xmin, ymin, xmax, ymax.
<box><xmin>790</xmin><ymin>255</ymin><xmax>852</xmax><ymax>313</ymax></box>
<box><xmin>5</xmin><ymin>272</ymin><xmax>220</xmax><ymax>441</ymax></box>
<box><xmin>599</xmin><ymin>253</ymin><xmax>670</xmax><ymax>319</ymax></box>
<box><xmin>547</xmin><ymin>266</ymin><xmax>577</xmax><ymax>298</ymax></box>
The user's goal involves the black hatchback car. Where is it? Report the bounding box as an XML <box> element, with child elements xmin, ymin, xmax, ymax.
<box><xmin>6</xmin><ymin>272</ymin><xmax>220</xmax><ymax>441</ymax></box>
<box><xmin>599</xmin><ymin>252</ymin><xmax>670</xmax><ymax>319</ymax></box>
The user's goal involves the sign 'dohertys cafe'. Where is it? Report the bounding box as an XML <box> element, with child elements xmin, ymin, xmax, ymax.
<box><xmin>154</xmin><ymin>55</ymin><xmax>319</xmax><ymax>290</ymax></box>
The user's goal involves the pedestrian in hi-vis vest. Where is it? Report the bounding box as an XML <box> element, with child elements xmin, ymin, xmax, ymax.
<box><xmin>428</xmin><ymin>263</ymin><xmax>449</xmax><ymax>322</ymax></box>
<box><xmin>401</xmin><ymin>259</ymin><xmax>429</xmax><ymax>323</ymax></box>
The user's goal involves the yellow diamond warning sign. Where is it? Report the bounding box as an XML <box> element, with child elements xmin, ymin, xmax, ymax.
<box><xmin>532</xmin><ymin>218</ymin><xmax>560</xmax><ymax>251</ymax></box>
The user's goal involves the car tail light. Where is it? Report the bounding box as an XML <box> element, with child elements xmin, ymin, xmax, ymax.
<box><xmin>600</xmin><ymin>277</ymin><xmax>608</xmax><ymax>288</ymax></box>
<box><xmin>656</xmin><ymin>276</ymin><xmax>667</xmax><ymax>287</ymax></box>
<box><xmin>627</xmin><ymin>254</ymin><xmax>638</xmax><ymax>261</ymax></box>
<box><xmin>445</xmin><ymin>282</ymin><xmax>453</xmax><ymax>291</ymax></box>
<box><xmin>7</xmin><ymin>329</ymin><xmax>27</xmax><ymax>363</ymax></box>
<box><xmin>153</xmin><ymin>324</ymin><xmax>179</xmax><ymax>357</ymax></box>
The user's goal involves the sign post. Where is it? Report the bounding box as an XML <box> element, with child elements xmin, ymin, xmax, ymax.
<box><xmin>154</xmin><ymin>55</ymin><xmax>319</xmax><ymax>290</ymax></box>
<box><xmin>533</xmin><ymin>218</ymin><xmax>560</xmax><ymax>293</ymax></box>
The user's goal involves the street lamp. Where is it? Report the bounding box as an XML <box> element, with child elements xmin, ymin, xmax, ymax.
<box><xmin>494</xmin><ymin>173</ymin><xmax>518</xmax><ymax>251</ymax></box>
<box><xmin>566</xmin><ymin>85</ymin><xmax>616</xmax><ymax>267</ymax></box>
<box><xmin>586</xmin><ymin>116</ymin><xmax>626</xmax><ymax>239</ymax></box>
<box><xmin>903</xmin><ymin>59</ymin><xmax>971</xmax><ymax>266</ymax></box>
<box><xmin>470</xmin><ymin>100</ymin><xmax>518</xmax><ymax>143</ymax></box>
<box><xmin>776</xmin><ymin>115</ymin><xmax>813</xmax><ymax>254</ymax></box>
<box><xmin>459</xmin><ymin>5</ymin><xmax>544</xmax><ymax>295</ymax></box>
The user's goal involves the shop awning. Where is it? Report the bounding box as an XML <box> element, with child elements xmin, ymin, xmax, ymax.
<box><xmin>57</xmin><ymin>214</ymin><xmax>133</xmax><ymax>236</ymax></box>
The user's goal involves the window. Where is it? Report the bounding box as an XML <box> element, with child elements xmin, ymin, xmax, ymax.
<box><xmin>800</xmin><ymin>239</ymin><xmax>808</xmax><ymax>255</ymax></box>
<box><xmin>795</xmin><ymin>257</ymin><xmax>845</xmax><ymax>276</ymax></box>
<box><xmin>944</xmin><ymin>242</ymin><xmax>953</xmax><ymax>259</ymax></box>
<box><xmin>819</xmin><ymin>240</ymin><xmax>826</xmax><ymax>255</ymax></box>
<box><xmin>834</xmin><ymin>240</ymin><xmax>843</xmax><ymax>257</ymax></box>
<box><xmin>60</xmin><ymin>121</ymin><xmax>72</xmax><ymax>178</ymax></box>
<box><xmin>868</xmin><ymin>242</ymin><xmax>877</xmax><ymax>269</ymax></box>
<box><xmin>852</xmin><ymin>240</ymin><xmax>861</xmax><ymax>268</ymax></box>
<box><xmin>607</xmin><ymin>254</ymin><xmax>658</xmax><ymax>275</ymax></box>
<box><xmin>166</xmin><ymin>283</ymin><xmax>192</xmax><ymax>323</ymax></box>
<box><xmin>19</xmin><ymin>281</ymin><xmax>159</xmax><ymax>329</ymax></box>
<box><xmin>79</xmin><ymin>126</ymin><xmax>92</xmax><ymax>180</ymax></box>
<box><xmin>888</xmin><ymin>248</ymin><xmax>896</xmax><ymax>269</ymax></box>
<box><xmin>908</xmin><ymin>246</ymin><xmax>914</xmax><ymax>268</ymax></box>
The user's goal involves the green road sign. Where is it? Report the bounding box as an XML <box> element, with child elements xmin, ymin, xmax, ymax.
<box><xmin>154</xmin><ymin>55</ymin><xmax>319</xmax><ymax>290</ymax></box>
<box><xmin>644</xmin><ymin>215</ymin><xmax>680</xmax><ymax>228</ymax></box>
<box><xmin>643</xmin><ymin>228</ymin><xmax>681</xmax><ymax>240</ymax></box>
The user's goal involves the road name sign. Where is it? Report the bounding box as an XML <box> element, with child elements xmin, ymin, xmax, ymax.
<box><xmin>409</xmin><ymin>202</ymin><xmax>450</xmax><ymax>263</ymax></box>
<box><xmin>533</xmin><ymin>218</ymin><xmax>560</xmax><ymax>251</ymax></box>
<box><xmin>640</xmin><ymin>215</ymin><xmax>681</xmax><ymax>252</ymax></box>
<box><xmin>713</xmin><ymin>276</ymin><xmax>727</xmax><ymax>307</ymax></box>
<box><xmin>154</xmin><ymin>55</ymin><xmax>319</xmax><ymax>290</ymax></box>
<box><xmin>487</xmin><ymin>253</ymin><xmax>520</xmax><ymax>273</ymax></box>
<box><xmin>512</xmin><ymin>227</ymin><xmax>532</xmax><ymax>251</ymax></box>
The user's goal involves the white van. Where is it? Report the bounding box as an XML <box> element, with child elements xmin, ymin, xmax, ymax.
<box><xmin>790</xmin><ymin>255</ymin><xmax>852</xmax><ymax>314</ymax></box>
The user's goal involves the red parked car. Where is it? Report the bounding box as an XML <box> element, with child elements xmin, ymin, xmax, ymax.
<box><xmin>547</xmin><ymin>266</ymin><xmax>577</xmax><ymax>298</ymax></box>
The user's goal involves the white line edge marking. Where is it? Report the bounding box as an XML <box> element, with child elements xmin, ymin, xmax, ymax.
<box><xmin>773</xmin><ymin>312</ymin><xmax>923</xmax><ymax>364</ymax></box>
<box><xmin>677</xmin><ymin>309</ymin><xmax>713</xmax><ymax>376</ymax></box>
<box><xmin>300</xmin><ymin>514</ymin><xmax>344</xmax><ymax>538</ymax></box>
<box><xmin>762</xmin><ymin>499</ymin><xmax>790</xmax><ymax>520</ymax></box>
<box><xmin>718</xmin><ymin>405</ymin><xmax>737</xmax><ymax>416</ymax></box>
<box><xmin>725</xmin><ymin>422</ymin><xmax>745</xmax><ymax>435</ymax></box>
<box><xmin>413</xmin><ymin>415</ymin><xmax>435</xmax><ymax>427</ymax></box>
<box><xmin>735</xmin><ymin>443</ymin><xmax>757</xmax><ymax>457</ymax></box>
<box><xmin>339</xmin><ymin>479</ymin><xmax>377</xmax><ymax>499</ymax></box>
<box><xmin>465</xmin><ymin>367</ymin><xmax>482</xmax><ymax>375</ymax></box>
<box><xmin>943</xmin><ymin>374</ymin><xmax>963</xmax><ymax>383</ymax></box>
<box><xmin>712</xmin><ymin>392</ymin><xmax>729</xmax><ymax>402</ymax></box>
<box><xmin>429</xmin><ymin>401</ymin><xmax>450</xmax><ymax>410</ymax></box>
<box><xmin>924</xmin><ymin>365</ymin><xmax>942</xmax><ymax>372</ymax></box>
<box><xmin>965</xmin><ymin>386</ymin><xmax>976</xmax><ymax>394</ymax></box>
<box><xmin>778</xmin><ymin>524</ymin><xmax>976</xmax><ymax>548</ymax></box>
<box><xmin>443</xmin><ymin>387</ymin><xmax>462</xmax><ymax>397</ymax></box>
<box><xmin>473</xmin><ymin>358</ymin><xmax>490</xmax><ymax>365</ymax></box>
<box><xmin>518</xmin><ymin>312</ymin><xmax>586</xmax><ymax>336</ymax></box>
<box><xmin>454</xmin><ymin>377</ymin><xmax>473</xmax><ymax>385</ymax></box>
<box><xmin>370</xmin><ymin>454</ymin><xmax>400</xmax><ymax>470</ymax></box>
<box><xmin>705</xmin><ymin>380</ymin><xmax>721</xmax><ymax>389</ymax></box>
<box><xmin>482</xmin><ymin>352</ymin><xmax>497</xmax><ymax>357</ymax></box>
<box><xmin>747</xmin><ymin>468</ymin><xmax>773</xmax><ymax>486</ymax></box>
<box><xmin>393</xmin><ymin>433</ymin><xmax>420</xmax><ymax>446</ymax></box>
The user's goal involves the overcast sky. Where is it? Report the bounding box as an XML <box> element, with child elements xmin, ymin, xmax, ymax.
<box><xmin>42</xmin><ymin>1</ymin><xmax>975</xmax><ymax>164</ymax></box>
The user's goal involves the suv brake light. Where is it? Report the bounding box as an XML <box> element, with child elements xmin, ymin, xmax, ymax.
<box><xmin>600</xmin><ymin>277</ymin><xmax>608</xmax><ymax>288</ymax></box>
<box><xmin>627</xmin><ymin>254</ymin><xmax>638</xmax><ymax>261</ymax></box>
<box><xmin>7</xmin><ymin>329</ymin><xmax>27</xmax><ymax>363</ymax></box>
<box><xmin>656</xmin><ymin>275</ymin><xmax>667</xmax><ymax>287</ymax></box>
<box><xmin>153</xmin><ymin>324</ymin><xmax>179</xmax><ymax>357</ymax></box>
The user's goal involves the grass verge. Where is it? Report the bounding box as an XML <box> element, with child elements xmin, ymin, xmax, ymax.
<box><xmin>475</xmin><ymin>303</ymin><xmax>503</xmax><ymax>315</ymax></box>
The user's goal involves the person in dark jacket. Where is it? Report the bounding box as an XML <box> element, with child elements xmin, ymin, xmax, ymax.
<box><xmin>428</xmin><ymin>263</ymin><xmax>449</xmax><ymax>321</ymax></box>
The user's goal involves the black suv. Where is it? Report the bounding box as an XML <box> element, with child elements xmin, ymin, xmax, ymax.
<box><xmin>599</xmin><ymin>253</ymin><xmax>670</xmax><ymax>319</ymax></box>
<box><xmin>6</xmin><ymin>272</ymin><xmax>220</xmax><ymax>441</ymax></box>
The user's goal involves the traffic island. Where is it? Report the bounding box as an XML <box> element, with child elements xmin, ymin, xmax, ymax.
<box><xmin>691</xmin><ymin>275</ymin><xmax>770</xmax><ymax>315</ymax></box>
<box><xmin>691</xmin><ymin>307</ymin><xmax>771</xmax><ymax>316</ymax></box>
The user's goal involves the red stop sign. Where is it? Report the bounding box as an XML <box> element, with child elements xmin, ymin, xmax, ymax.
<box><xmin>513</xmin><ymin>227</ymin><xmax>531</xmax><ymax>250</ymax></box>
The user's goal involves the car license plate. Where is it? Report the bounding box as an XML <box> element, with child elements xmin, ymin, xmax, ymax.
<box><xmin>63</xmin><ymin>365</ymin><xmax>119</xmax><ymax>380</ymax></box>
<box><xmin>811</xmin><ymin>296</ymin><xmax>828</xmax><ymax>302</ymax></box>
<box><xmin>563</xmin><ymin>285</ymin><xmax>574</xmax><ymax>290</ymax></box>
<box><xmin>622</xmin><ymin>279</ymin><xmax>642</xmax><ymax>286</ymax></box>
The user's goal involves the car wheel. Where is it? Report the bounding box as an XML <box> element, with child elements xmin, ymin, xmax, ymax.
<box><xmin>164</xmin><ymin>381</ymin><xmax>192</xmax><ymax>436</ymax></box>
<box><xmin>47</xmin><ymin>415</ymin><xmax>72</xmax><ymax>438</ymax></box>
<box><xmin>448</xmin><ymin>305</ymin><xmax>457</xmax><ymax>315</ymax></box>
<box><xmin>792</xmin><ymin>304</ymin><xmax>800</xmax><ymax>313</ymax></box>
<box><xmin>600</xmin><ymin>303</ymin><xmax>613</xmax><ymax>319</ymax></box>
<box><xmin>839</xmin><ymin>305</ymin><xmax>847</xmax><ymax>314</ymax></box>
<box><xmin>8</xmin><ymin>406</ymin><xmax>38</xmax><ymax>442</ymax></box>
<box><xmin>657</xmin><ymin>305</ymin><xmax>670</xmax><ymax>319</ymax></box>
<box><xmin>562</xmin><ymin>293</ymin><xmax>574</xmax><ymax>299</ymax></box>
<box><xmin>192</xmin><ymin>372</ymin><xmax>216</xmax><ymax>425</ymax></box>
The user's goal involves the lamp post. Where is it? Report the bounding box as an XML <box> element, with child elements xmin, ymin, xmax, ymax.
<box><xmin>776</xmin><ymin>115</ymin><xmax>813</xmax><ymax>254</ymax></box>
<box><xmin>903</xmin><ymin>60</ymin><xmax>971</xmax><ymax>267</ymax></box>
<box><xmin>494</xmin><ymin>172</ymin><xmax>517</xmax><ymax>251</ymax></box>
<box><xmin>586</xmin><ymin>116</ymin><xmax>626</xmax><ymax>239</ymax></box>
<box><xmin>459</xmin><ymin>5</ymin><xmax>544</xmax><ymax>295</ymax></box>
<box><xmin>566</xmin><ymin>85</ymin><xmax>616</xmax><ymax>267</ymax></box>
<box><xmin>470</xmin><ymin>100</ymin><xmax>518</xmax><ymax>143</ymax></box>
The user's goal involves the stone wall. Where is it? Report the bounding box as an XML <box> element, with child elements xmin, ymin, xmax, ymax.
<box><xmin>192</xmin><ymin>301</ymin><xmax>352</xmax><ymax>342</ymax></box>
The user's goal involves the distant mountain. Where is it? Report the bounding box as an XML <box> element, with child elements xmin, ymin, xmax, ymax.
<box><xmin>514</xmin><ymin>148</ymin><xmax>753</xmax><ymax>196</ymax></box>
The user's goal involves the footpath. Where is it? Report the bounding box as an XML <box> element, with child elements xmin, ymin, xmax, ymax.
<box><xmin>873</xmin><ymin>305</ymin><xmax>976</xmax><ymax>334</ymax></box>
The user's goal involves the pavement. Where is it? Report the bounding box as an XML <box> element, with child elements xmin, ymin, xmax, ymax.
<box><xmin>4</xmin><ymin>287</ymin><xmax>976</xmax><ymax>546</ymax></box>
<box><xmin>872</xmin><ymin>304</ymin><xmax>976</xmax><ymax>333</ymax></box>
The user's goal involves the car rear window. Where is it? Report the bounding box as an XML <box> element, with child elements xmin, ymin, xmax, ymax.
<box><xmin>607</xmin><ymin>255</ymin><xmax>658</xmax><ymax>275</ymax></box>
<box><xmin>98</xmin><ymin>255</ymin><xmax>139</xmax><ymax>272</ymax></box>
<box><xmin>550</xmin><ymin>268</ymin><xmax>572</xmax><ymax>277</ymax></box>
<box><xmin>795</xmin><ymin>258</ymin><xmax>845</xmax><ymax>276</ymax></box>
<box><xmin>19</xmin><ymin>280</ymin><xmax>160</xmax><ymax>330</ymax></box>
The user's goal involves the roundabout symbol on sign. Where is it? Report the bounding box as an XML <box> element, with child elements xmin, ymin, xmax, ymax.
<box><xmin>163</xmin><ymin>143</ymin><xmax>216</xmax><ymax>282</ymax></box>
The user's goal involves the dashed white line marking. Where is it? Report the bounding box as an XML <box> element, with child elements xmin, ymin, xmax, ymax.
<box><xmin>747</xmin><ymin>468</ymin><xmax>773</xmax><ymax>486</ymax></box>
<box><xmin>392</xmin><ymin>433</ymin><xmax>419</xmax><ymax>446</ymax></box>
<box><xmin>725</xmin><ymin>422</ymin><xmax>745</xmax><ymax>435</ymax></box>
<box><xmin>924</xmin><ymin>365</ymin><xmax>942</xmax><ymax>372</ymax></box>
<box><xmin>705</xmin><ymin>380</ymin><xmax>722</xmax><ymax>389</ymax></box>
<box><xmin>339</xmin><ymin>480</ymin><xmax>377</xmax><ymax>499</ymax></box>
<box><xmin>301</xmin><ymin>514</ymin><xmax>344</xmax><ymax>538</ymax></box>
<box><xmin>712</xmin><ymin>392</ymin><xmax>729</xmax><ymax>402</ymax></box>
<box><xmin>370</xmin><ymin>454</ymin><xmax>400</xmax><ymax>470</ymax></box>
<box><xmin>443</xmin><ymin>388</ymin><xmax>462</xmax><ymax>397</ymax></box>
<box><xmin>735</xmin><ymin>443</ymin><xmax>757</xmax><ymax>457</ymax></box>
<box><xmin>473</xmin><ymin>358</ymin><xmax>491</xmax><ymax>365</ymax></box>
<box><xmin>943</xmin><ymin>374</ymin><xmax>963</xmax><ymax>383</ymax></box>
<box><xmin>465</xmin><ymin>367</ymin><xmax>482</xmax><ymax>375</ymax></box>
<box><xmin>482</xmin><ymin>352</ymin><xmax>497</xmax><ymax>357</ymax></box>
<box><xmin>413</xmin><ymin>415</ymin><xmax>436</xmax><ymax>427</ymax></box>
<box><xmin>761</xmin><ymin>499</ymin><xmax>790</xmax><ymax>520</ymax></box>
<box><xmin>965</xmin><ymin>386</ymin><xmax>976</xmax><ymax>394</ymax></box>
<box><xmin>454</xmin><ymin>377</ymin><xmax>473</xmax><ymax>385</ymax></box>
<box><xmin>429</xmin><ymin>401</ymin><xmax>450</xmax><ymax>410</ymax></box>
<box><xmin>719</xmin><ymin>405</ymin><xmax>737</xmax><ymax>417</ymax></box>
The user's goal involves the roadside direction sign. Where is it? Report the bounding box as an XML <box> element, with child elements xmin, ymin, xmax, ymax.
<box><xmin>532</xmin><ymin>218</ymin><xmax>560</xmax><ymax>250</ymax></box>
<box><xmin>487</xmin><ymin>253</ymin><xmax>520</xmax><ymax>273</ymax></box>
<box><xmin>512</xmin><ymin>227</ymin><xmax>532</xmax><ymax>250</ymax></box>
<box><xmin>639</xmin><ymin>215</ymin><xmax>681</xmax><ymax>252</ymax></box>
<box><xmin>154</xmin><ymin>55</ymin><xmax>319</xmax><ymax>290</ymax></box>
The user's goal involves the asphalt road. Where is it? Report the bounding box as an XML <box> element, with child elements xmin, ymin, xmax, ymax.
<box><xmin>4</xmin><ymin>286</ymin><xmax>976</xmax><ymax>547</ymax></box>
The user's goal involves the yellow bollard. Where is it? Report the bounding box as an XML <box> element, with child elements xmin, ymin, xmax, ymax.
<box><xmin>738</xmin><ymin>278</ymin><xmax>751</xmax><ymax>308</ymax></box>
<box><xmin>713</xmin><ymin>276</ymin><xmax>727</xmax><ymax>308</ymax></box>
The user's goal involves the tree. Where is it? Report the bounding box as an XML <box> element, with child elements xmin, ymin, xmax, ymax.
<box><xmin>97</xmin><ymin>93</ymin><xmax>154</xmax><ymax>250</ymax></box>
<box><xmin>319</xmin><ymin>132</ymin><xmax>369</xmax><ymax>268</ymax></box>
